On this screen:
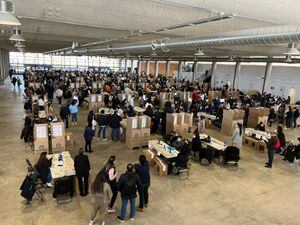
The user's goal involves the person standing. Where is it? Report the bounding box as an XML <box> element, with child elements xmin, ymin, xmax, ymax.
<box><xmin>286</xmin><ymin>106</ymin><xmax>293</xmax><ymax>129</ymax></box>
<box><xmin>293</xmin><ymin>107</ymin><xmax>299</xmax><ymax>128</ymax></box>
<box><xmin>74</xmin><ymin>148</ymin><xmax>90</xmax><ymax>197</ymax></box>
<box><xmin>265</xmin><ymin>132</ymin><xmax>280</xmax><ymax>168</ymax></box>
<box><xmin>197</xmin><ymin>116</ymin><xmax>206</xmax><ymax>134</ymax></box>
<box><xmin>97</xmin><ymin>110</ymin><xmax>108</xmax><ymax>141</ymax></box>
<box><xmin>231</xmin><ymin>123</ymin><xmax>243</xmax><ymax>150</ymax></box>
<box><xmin>134</xmin><ymin>155</ymin><xmax>150</xmax><ymax>211</ymax></box>
<box><xmin>108</xmin><ymin>111</ymin><xmax>122</xmax><ymax>141</ymax></box>
<box><xmin>117</xmin><ymin>164</ymin><xmax>141</xmax><ymax>223</ymax></box>
<box><xmin>100</xmin><ymin>156</ymin><xmax>118</xmax><ymax>213</ymax></box>
<box><xmin>87</xmin><ymin>110</ymin><xmax>95</xmax><ymax>127</ymax></box>
<box><xmin>60</xmin><ymin>103</ymin><xmax>70</xmax><ymax>129</ymax></box>
<box><xmin>89</xmin><ymin>174</ymin><xmax>112</xmax><ymax>225</ymax></box>
<box><xmin>55</xmin><ymin>87</ymin><xmax>63</xmax><ymax>105</ymax></box>
<box><xmin>84</xmin><ymin>125</ymin><xmax>95</xmax><ymax>153</ymax></box>
<box><xmin>69</xmin><ymin>99</ymin><xmax>79</xmax><ymax>125</ymax></box>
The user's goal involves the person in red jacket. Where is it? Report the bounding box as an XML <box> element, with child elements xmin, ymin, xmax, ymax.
<box><xmin>265</xmin><ymin>132</ymin><xmax>280</xmax><ymax>168</ymax></box>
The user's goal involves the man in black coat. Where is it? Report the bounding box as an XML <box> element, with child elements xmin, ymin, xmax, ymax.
<box><xmin>108</xmin><ymin>111</ymin><xmax>122</xmax><ymax>141</ymax></box>
<box><xmin>60</xmin><ymin>103</ymin><xmax>70</xmax><ymax>129</ymax></box>
<box><xmin>74</xmin><ymin>148</ymin><xmax>90</xmax><ymax>196</ymax></box>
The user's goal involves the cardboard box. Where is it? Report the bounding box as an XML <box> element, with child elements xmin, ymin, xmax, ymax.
<box><xmin>141</xmin><ymin>128</ymin><xmax>151</xmax><ymax>138</ymax></box>
<box><xmin>155</xmin><ymin>157</ymin><xmax>168</xmax><ymax>176</ymax></box>
<box><xmin>248</xmin><ymin>107</ymin><xmax>270</xmax><ymax>128</ymax></box>
<box><xmin>89</xmin><ymin>94</ymin><xmax>97</xmax><ymax>103</ymax></box>
<box><xmin>143</xmin><ymin>149</ymin><xmax>156</xmax><ymax>166</ymax></box>
<box><xmin>50</xmin><ymin>122</ymin><xmax>65</xmax><ymax>153</ymax></box>
<box><xmin>34</xmin><ymin>138</ymin><xmax>49</xmax><ymax>154</ymax></box>
<box><xmin>138</xmin><ymin>116</ymin><xmax>151</xmax><ymax>129</ymax></box>
<box><xmin>140</xmin><ymin>137</ymin><xmax>150</xmax><ymax>147</ymax></box>
<box><xmin>34</xmin><ymin>123</ymin><xmax>48</xmax><ymax>140</ymax></box>
<box><xmin>127</xmin><ymin>117</ymin><xmax>139</xmax><ymax>131</ymax></box>
<box><xmin>208</xmin><ymin>91</ymin><xmax>222</xmax><ymax>103</ymax></box>
<box><xmin>65</xmin><ymin>132</ymin><xmax>73</xmax><ymax>147</ymax></box>
<box><xmin>52</xmin><ymin>136</ymin><xmax>65</xmax><ymax>154</ymax></box>
<box><xmin>126</xmin><ymin>129</ymin><xmax>141</xmax><ymax>140</ymax></box>
<box><xmin>126</xmin><ymin>138</ymin><xmax>140</xmax><ymax>149</ymax></box>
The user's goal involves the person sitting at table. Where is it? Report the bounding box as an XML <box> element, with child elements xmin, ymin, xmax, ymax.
<box><xmin>173</xmin><ymin>150</ymin><xmax>189</xmax><ymax>173</ymax></box>
<box><xmin>35</xmin><ymin>152</ymin><xmax>53</xmax><ymax>187</ymax></box>
<box><xmin>255</xmin><ymin>121</ymin><xmax>266</xmax><ymax>132</ymax></box>
<box><xmin>223</xmin><ymin>144</ymin><xmax>240</xmax><ymax>165</ymax></box>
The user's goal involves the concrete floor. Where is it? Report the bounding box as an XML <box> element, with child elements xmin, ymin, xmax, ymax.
<box><xmin>0</xmin><ymin>78</ymin><xmax>300</xmax><ymax>225</ymax></box>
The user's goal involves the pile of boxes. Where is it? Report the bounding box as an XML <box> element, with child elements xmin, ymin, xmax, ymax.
<box><xmin>247</xmin><ymin>107</ymin><xmax>270</xmax><ymax>128</ymax></box>
<box><xmin>159</xmin><ymin>92</ymin><xmax>174</xmax><ymax>110</ymax></box>
<box><xmin>126</xmin><ymin>116</ymin><xmax>151</xmax><ymax>149</ymax></box>
<box><xmin>88</xmin><ymin>94</ymin><xmax>105</xmax><ymax>111</ymax></box>
<box><xmin>143</xmin><ymin>149</ymin><xmax>168</xmax><ymax>176</ymax></box>
<box><xmin>221</xmin><ymin>109</ymin><xmax>245</xmax><ymax>136</ymax></box>
<box><xmin>33</xmin><ymin>122</ymin><xmax>66</xmax><ymax>154</ymax></box>
<box><xmin>166</xmin><ymin>112</ymin><xmax>193</xmax><ymax>136</ymax></box>
<box><xmin>178</xmin><ymin>91</ymin><xmax>193</xmax><ymax>103</ymax></box>
<box><xmin>208</xmin><ymin>91</ymin><xmax>222</xmax><ymax>103</ymax></box>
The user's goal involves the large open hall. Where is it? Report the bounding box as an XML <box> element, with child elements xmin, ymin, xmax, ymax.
<box><xmin>0</xmin><ymin>1</ymin><xmax>300</xmax><ymax>225</ymax></box>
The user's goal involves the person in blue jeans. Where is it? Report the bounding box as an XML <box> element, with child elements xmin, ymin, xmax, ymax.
<box><xmin>69</xmin><ymin>99</ymin><xmax>79</xmax><ymax>125</ymax></box>
<box><xmin>108</xmin><ymin>111</ymin><xmax>122</xmax><ymax>141</ymax></box>
<box><xmin>96</xmin><ymin>110</ymin><xmax>108</xmax><ymax>141</ymax></box>
<box><xmin>117</xmin><ymin>164</ymin><xmax>142</xmax><ymax>223</ymax></box>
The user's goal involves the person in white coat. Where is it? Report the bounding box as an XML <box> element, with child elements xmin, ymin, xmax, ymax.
<box><xmin>231</xmin><ymin>123</ymin><xmax>243</xmax><ymax>149</ymax></box>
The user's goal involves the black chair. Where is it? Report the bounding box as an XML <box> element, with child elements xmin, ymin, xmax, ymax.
<box><xmin>53</xmin><ymin>177</ymin><xmax>74</xmax><ymax>204</ymax></box>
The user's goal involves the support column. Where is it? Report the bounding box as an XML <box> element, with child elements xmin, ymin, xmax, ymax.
<box><xmin>166</xmin><ymin>61</ymin><xmax>170</xmax><ymax>77</ymax></box>
<box><xmin>130</xmin><ymin>59</ymin><xmax>134</xmax><ymax>73</ymax></box>
<box><xmin>211</xmin><ymin>61</ymin><xmax>217</xmax><ymax>89</ymax></box>
<box><xmin>0</xmin><ymin>48</ymin><xmax>9</xmax><ymax>84</ymax></box>
<box><xmin>124</xmin><ymin>59</ymin><xmax>128</xmax><ymax>72</ymax></box>
<box><xmin>118</xmin><ymin>59</ymin><xmax>123</xmax><ymax>71</ymax></box>
<box><xmin>233</xmin><ymin>62</ymin><xmax>242</xmax><ymax>90</ymax></box>
<box><xmin>146</xmin><ymin>60</ymin><xmax>150</xmax><ymax>75</ymax></box>
<box><xmin>192</xmin><ymin>61</ymin><xmax>197</xmax><ymax>83</ymax></box>
<box><xmin>137</xmin><ymin>60</ymin><xmax>141</xmax><ymax>75</ymax></box>
<box><xmin>262</xmin><ymin>62</ymin><xmax>273</xmax><ymax>93</ymax></box>
<box><xmin>154</xmin><ymin>61</ymin><xmax>159</xmax><ymax>77</ymax></box>
<box><xmin>178</xmin><ymin>61</ymin><xmax>183</xmax><ymax>80</ymax></box>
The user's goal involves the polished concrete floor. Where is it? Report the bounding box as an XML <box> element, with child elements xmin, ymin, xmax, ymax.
<box><xmin>0</xmin><ymin>78</ymin><xmax>300</xmax><ymax>225</ymax></box>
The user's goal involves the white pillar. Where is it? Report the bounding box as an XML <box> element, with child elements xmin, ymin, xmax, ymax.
<box><xmin>146</xmin><ymin>61</ymin><xmax>150</xmax><ymax>75</ymax></box>
<box><xmin>233</xmin><ymin>62</ymin><xmax>242</xmax><ymax>90</ymax></box>
<box><xmin>211</xmin><ymin>61</ymin><xmax>217</xmax><ymax>88</ymax></box>
<box><xmin>192</xmin><ymin>61</ymin><xmax>197</xmax><ymax>83</ymax></box>
<box><xmin>166</xmin><ymin>61</ymin><xmax>170</xmax><ymax>77</ymax></box>
<box><xmin>262</xmin><ymin>62</ymin><xmax>273</xmax><ymax>93</ymax></box>
<box><xmin>154</xmin><ymin>61</ymin><xmax>159</xmax><ymax>77</ymax></box>
<box><xmin>118</xmin><ymin>59</ymin><xmax>123</xmax><ymax>71</ymax></box>
<box><xmin>137</xmin><ymin>60</ymin><xmax>141</xmax><ymax>75</ymax></box>
<box><xmin>178</xmin><ymin>61</ymin><xmax>183</xmax><ymax>79</ymax></box>
<box><xmin>130</xmin><ymin>59</ymin><xmax>134</xmax><ymax>73</ymax></box>
<box><xmin>124</xmin><ymin>59</ymin><xmax>128</xmax><ymax>72</ymax></box>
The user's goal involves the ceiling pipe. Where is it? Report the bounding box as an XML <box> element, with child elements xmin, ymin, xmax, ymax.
<box><xmin>64</xmin><ymin>25</ymin><xmax>300</xmax><ymax>57</ymax></box>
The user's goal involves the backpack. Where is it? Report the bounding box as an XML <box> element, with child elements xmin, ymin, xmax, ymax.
<box><xmin>123</xmin><ymin>174</ymin><xmax>136</xmax><ymax>194</ymax></box>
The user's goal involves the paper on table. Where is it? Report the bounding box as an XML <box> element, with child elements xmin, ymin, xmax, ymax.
<box><xmin>141</xmin><ymin>117</ymin><xmax>147</xmax><ymax>128</ymax></box>
<box><xmin>132</xmin><ymin>118</ymin><xmax>138</xmax><ymax>129</ymax></box>
<box><xmin>36</xmin><ymin>126</ymin><xmax>47</xmax><ymax>138</ymax></box>
<box><xmin>52</xmin><ymin>124</ymin><xmax>63</xmax><ymax>137</ymax></box>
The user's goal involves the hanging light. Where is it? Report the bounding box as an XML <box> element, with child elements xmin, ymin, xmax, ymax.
<box><xmin>150</xmin><ymin>51</ymin><xmax>157</xmax><ymax>57</ymax></box>
<box><xmin>9</xmin><ymin>27</ymin><xmax>25</xmax><ymax>41</ymax></box>
<box><xmin>284</xmin><ymin>43</ymin><xmax>300</xmax><ymax>55</ymax></box>
<box><xmin>0</xmin><ymin>0</ymin><xmax>21</xmax><ymax>26</ymax></box>
<box><xmin>228</xmin><ymin>55</ymin><xmax>235</xmax><ymax>62</ymax></box>
<box><xmin>14</xmin><ymin>41</ymin><xmax>25</xmax><ymax>48</ymax></box>
<box><xmin>194</xmin><ymin>48</ymin><xmax>205</xmax><ymax>56</ymax></box>
<box><xmin>284</xmin><ymin>55</ymin><xmax>293</xmax><ymax>63</ymax></box>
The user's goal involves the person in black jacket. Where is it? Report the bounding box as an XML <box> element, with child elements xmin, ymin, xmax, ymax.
<box><xmin>108</xmin><ymin>111</ymin><xmax>122</xmax><ymax>141</ymax></box>
<box><xmin>97</xmin><ymin>110</ymin><xmax>108</xmax><ymax>141</ymax></box>
<box><xmin>84</xmin><ymin>125</ymin><xmax>95</xmax><ymax>153</ymax></box>
<box><xmin>134</xmin><ymin>155</ymin><xmax>150</xmax><ymax>211</ymax></box>
<box><xmin>87</xmin><ymin>110</ymin><xmax>95</xmax><ymax>127</ymax></box>
<box><xmin>224</xmin><ymin>145</ymin><xmax>240</xmax><ymax>164</ymax></box>
<box><xmin>35</xmin><ymin>152</ymin><xmax>53</xmax><ymax>187</ymax></box>
<box><xmin>192</xmin><ymin>133</ymin><xmax>202</xmax><ymax>157</ymax></box>
<box><xmin>144</xmin><ymin>105</ymin><xmax>153</xmax><ymax>118</ymax></box>
<box><xmin>151</xmin><ymin>108</ymin><xmax>161</xmax><ymax>134</ymax></box>
<box><xmin>60</xmin><ymin>103</ymin><xmax>70</xmax><ymax>129</ymax></box>
<box><xmin>74</xmin><ymin>148</ymin><xmax>90</xmax><ymax>196</ymax></box>
<box><xmin>293</xmin><ymin>108</ymin><xmax>299</xmax><ymax>128</ymax></box>
<box><xmin>117</xmin><ymin>164</ymin><xmax>142</xmax><ymax>223</ymax></box>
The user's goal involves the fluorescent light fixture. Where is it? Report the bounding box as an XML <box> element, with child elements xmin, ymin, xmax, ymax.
<box><xmin>0</xmin><ymin>0</ymin><xmax>21</xmax><ymax>26</ymax></box>
<box><xmin>194</xmin><ymin>48</ymin><xmax>205</xmax><ymax>56</ymax></box>
<box><xmin>14</xmin><ymin>42</ymin><xmax>25</xmax><ymax>48</ymax></box>
<box><xmin>228</xmin><ymin>55</ymin><xmax>234</xmax><ymax>61</ymax></box>
<box><xmin>9</xmin><ymin>27</ymin><xmax>25</xmax><ymax>41</ymax></box>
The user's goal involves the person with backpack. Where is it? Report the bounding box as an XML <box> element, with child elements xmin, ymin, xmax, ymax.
<box><xmin>134</xmin><ymin>155</ymin><xmax>151</xmax><ymax>211</ymax></box>
<box><xmin>99</xmin><ymin>156</ymin><xmax>118</xmax><ymax>213</ymax></box>
<box><xmin>265</xmin><ymin>132</ymin><xmax>280</xmax><ymax>168</ymax></box>
<box><xmin>116</xmin><ymin>164</ymin><xmax>142</xmax><ymax>223</ymax></box>
<box><xmin>88</xmin><ymin>173</ymin><xmax>112</xmax><ymax>225</ymax></box>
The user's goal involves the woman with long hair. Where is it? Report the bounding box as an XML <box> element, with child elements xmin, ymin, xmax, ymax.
<box><xmin>231</xmin><ymin>123</ymin><xmax>243</xmax><ymax>149</ymax></box>
<box><xmin>89</xmin><ymin>174</ymin><xmax>111</xmax><ymax>225</ymax></box>
<box><xmin>35</xmin><ymin>152</ymin><xmax>52</xmax><ymax>187</ymax></box>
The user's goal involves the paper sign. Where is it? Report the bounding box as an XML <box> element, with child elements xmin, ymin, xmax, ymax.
<box><xmin>132</xmin><ymin>118</ymin><xmax>138</xmax><ymax>129</ymax></box>
<box><xmin>98</xmin><ymin>95</ymin><xmax>103</xmax><ymax>102</ymax></box>
<box><xmin>91</xmin><ymin>95</ymin><xmax>96</xmax><ymax>103</ymax></box>
<box><xmin>36</xmin><ymin>126</ymin><xmax>47</xmax><ymax>138</ymax></box>
<box><xmin>173</xmin><ymin>115</ymin><xmax>177</xmax><ymax>125</ymax></box>
<box><xmin>141</xmin><ymin>117</ymin><xmax>147</xmax><ymax>128</ymax></box>
<box><xmin>52</xmin><ymin>124</ymin><xmax>63</xmax><ymax>137</ymax></box>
